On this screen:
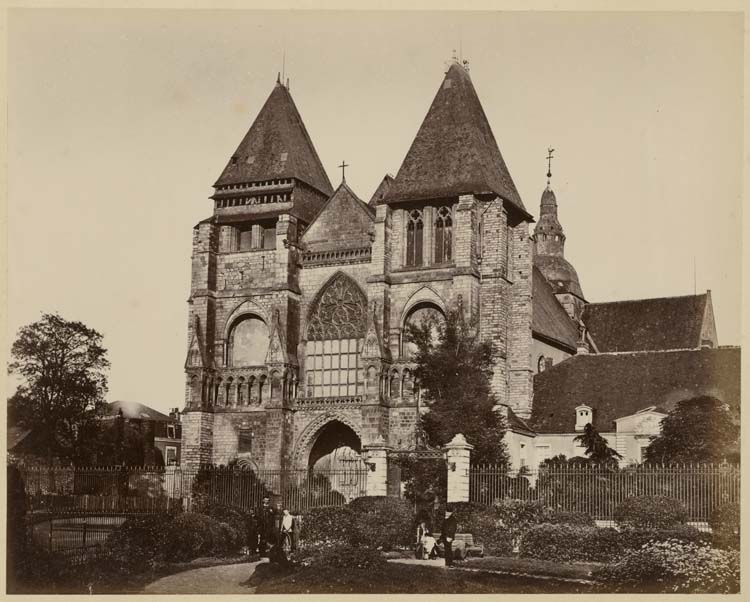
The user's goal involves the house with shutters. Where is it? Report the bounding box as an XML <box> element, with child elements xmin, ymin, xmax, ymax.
<box><xmin>180</xmin><ymin>60</ymin><xmax>739</xmax><ymax>473</ymax></box>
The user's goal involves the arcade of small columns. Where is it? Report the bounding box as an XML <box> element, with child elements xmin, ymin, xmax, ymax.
<box><xmin>186</xmin><ymin>363</ymin><xmax>421</xmax><ymax>409</ymax></box>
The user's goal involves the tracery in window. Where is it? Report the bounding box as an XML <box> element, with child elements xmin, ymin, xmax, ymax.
<box><xmin>434</xmin><ymin>206</ymin><xmax>453</xmax><ymax>264</ymax></box>
<box><xmin>406</xmin><ymin>210</ymin><xmax>424</xmax><ymax>267</ymax></box>
<box><xmin>305</xmin><ymin>274</ymin><xmax>367</xmax><ymax>397</ymax></box>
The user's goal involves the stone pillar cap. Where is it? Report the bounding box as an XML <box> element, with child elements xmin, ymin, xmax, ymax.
<box><xmin>443</xmin><ymin>433</ymin><xmax>474</xmax><ymax>450</ymax></box>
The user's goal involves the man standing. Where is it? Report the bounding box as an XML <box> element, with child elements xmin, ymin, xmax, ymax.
<box><xmin>257</xmin><ymin>495</ymin><xmax>276</xmax><ymax>556</ymax></box>
<box><xmin>440</xmin><ymin>506</ymin><xmax>457</xmax><ymax>567</ymax></box>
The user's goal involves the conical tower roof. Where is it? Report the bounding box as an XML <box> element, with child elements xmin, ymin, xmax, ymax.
<box><xmin>214</xmin><ymin>80</ymin><xmax>333</xmax><ymax>196</ymax></box>
<box><xmin>382</xmin><ymin>63</ymin><xmax>526</xmax><ymax>215</ymax></box>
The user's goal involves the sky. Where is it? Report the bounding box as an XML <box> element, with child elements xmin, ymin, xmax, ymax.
<box><xmin>7</xmin><ymin>10</ymin><xmax>743</xmax><ymax>413</ymax></box>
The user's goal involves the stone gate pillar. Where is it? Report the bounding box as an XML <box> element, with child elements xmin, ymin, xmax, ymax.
<box><xmin>444</xmin><ymin>434</ymin><xmax>473</xmax><ymax>503</ymax></box>
<box><xmin>363</xmin><ymin>436</ymin><xmax>390</xmax><ymax>497</ymax></box>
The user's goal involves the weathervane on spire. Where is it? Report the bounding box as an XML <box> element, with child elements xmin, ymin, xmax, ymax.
<box><xmin>546</xmin><ymin>147</ymin><xmax>555</xmax><ymax>185</ymax></box>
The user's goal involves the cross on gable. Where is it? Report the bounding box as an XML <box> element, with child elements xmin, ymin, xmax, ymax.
<box><xmin>339</xmin><ymin>160</ymin><xmax>349</xmax><ymax>183</ymax></box>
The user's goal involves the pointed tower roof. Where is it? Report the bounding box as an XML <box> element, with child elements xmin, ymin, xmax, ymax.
<box><xmin>382</xmin><ymin>63</ymin><xmax>526</xmax><ymax>215</ymax></box>
<box><xmin>214</xmin><ymin>80</ymin><xmax>333</xmax><ymax>197</ymax></box>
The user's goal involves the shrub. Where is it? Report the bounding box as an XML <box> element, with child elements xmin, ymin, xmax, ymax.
<box><xmin>201</xmin><ymin>505</ymin><xmax>249</xmax><ymax>547</ymax></box>
<box><xmin>105</xmin><ymin>514</ymin><xmax>173</xmax><ymax>573</ymax></box>
<box><xmin>300</xmin><ymin>506</ymin><xmax>355</xmax><ymax>544</ymax></box>
<box><xmin>450</xmin><ymin>502</ymin><xmax>513</xmax><ymax>556</ymax></box>
<box><xmin>519</xmin><ymin>524</ymin><xmax>622</xmax><ymax>562</ymax></box>
<box><xmin>614</xmin><ymin>496</ymin><xmax>687</xmax><ymax>529</ymax></box>
<box><xmin>709</xmin><ymin>502</ymin><xmax>739</xmax><ymax>549</ymax></box>
<box><xmin>545</xmin><ymin>509</ymin><xmax>596</xmax><ymax>527</ymax></box>
<box><xmin>348</xmin><ymin>496</ymin><xmax>415</xmax><ymax>550</ymax></box>
<box><xmin>162</xmin><ymin>512</ymin><xmax>223</xmax><ymax>562</ymax></box>
<box><xmin>492</xmin><ymin>499</ymin><xmax>551</xmax><ymax>546</ymax></box>
<box><xmin>306</xmin><ymin>542</ymin><xmax>387</xmax><ymax>571</ymax></box>
<box><xmin>618</xmin><ymin>525</ymin><xmax>709</xmax><ymax>551</ymax></box>
<box><xmin>594</xmin><ymin>540</ymin><xmax>740</xmax><ymax>593</ymax></box>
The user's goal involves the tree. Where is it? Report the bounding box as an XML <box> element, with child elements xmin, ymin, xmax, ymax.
<box><xmin>573</xmin><ymin>423</ymin><xmax>622</xmax><ymax>466</ymax></box>
<box><xmin>8</xmin><ymin>313</ymin><xmax>109</xmax><ymax>463</ymax></box>
<box><xmin>407</xmin><ymin>307</ymin><xmax>508</xmax><ymax>465</ymax></box>
<box><xmin>644</xmin><ymin>396</ymin><xmax>739</xmax><ymax>464</ymax></box>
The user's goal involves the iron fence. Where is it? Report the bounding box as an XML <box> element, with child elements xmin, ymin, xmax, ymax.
<box><xmin>19</xmin><ymin>464</ymin><xmax>367</xmax><ymax>516</ymax></box>
<box><xmin>470</xmin><ymin>463</ymin><xmax>740</xmax><ymax>525</ymax></box>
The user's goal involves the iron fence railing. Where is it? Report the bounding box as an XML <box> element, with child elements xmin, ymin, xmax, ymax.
<box><xmin>19</xmin><ymin>465</ymin><xmax>368</xmax><ymax>516</ymax></box>
<box><xmin>470</xmin><ymin>463</ymin><xmax>740</xmax><ymax>524</ymax></box>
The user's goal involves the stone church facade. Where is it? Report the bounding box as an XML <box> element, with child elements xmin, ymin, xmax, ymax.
<box><xmin>181</xmin><ymin>61</ymin><xmax>575</xmax><ymax>471</ymax></box>
<box><xmin>181</xmin><ymin>60</ymin><xmax>736</xmax><ymax>472</ymax></box>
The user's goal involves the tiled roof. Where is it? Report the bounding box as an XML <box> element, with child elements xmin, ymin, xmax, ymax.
<box><xmin>214</xmin><ymin>82</ymin><xmax>333</xmax><ymax>196</ymax></box>
<box><xmin>506</xmin><ymin>406</ymin><xmax>536</xmax><ymax>435</ymax></box>
<box><xmin>107</xmin><ymin>400</ymin><xmax>173</xmax><ymax>422</ymax></box>
<box><xmin>302</xmin><ymin>182</ymin><xmax>374</xmax><ymax>253</ymax></box>
<box><xmin>530</xmin><ymin>347</ymin><xmax>741</xmax><ymax>434</ymax></box>
<box><xmin>532</xmin><ymin>266</ymin><xmax>578</xmax><ymax>351</ymax></box>
<box><xmin>583</xmin><ymin>294</ymin><xmax>708</xmax><ymax>352</ymax></box>
<box><xmin>382</xmin><ymin>63</ymin><xmax>526</xmax><ymax>215</ymax></box>
<box><xmin>368</xmin><ymin>174</ymin><xmax>394</xmax><ymax>207</ymax></box>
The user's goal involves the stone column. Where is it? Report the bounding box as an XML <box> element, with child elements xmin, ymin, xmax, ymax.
<box><xmin>363</xmin><ymin>436</ymin><xmax>390</xmax><ymax>497</ymax></box>
<box><xmin>444</xmin><ymin>434</ymin><xmax>474</xmax><ymax>503</ymax></box>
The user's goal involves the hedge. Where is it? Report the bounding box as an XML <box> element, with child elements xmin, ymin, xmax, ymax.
<box><xmin>300</xmin><ymin>506</ymin><xmax>356</xmax><ymax>544</ymax></box>
<box><xmin>709</xmin><ymin>503</ymin><xmax>739</xmax><ymax>550</ymax></box>
<box><xmin>613</xmin><ymin>496</ymin><xmax>687</xmax><ymax>529</ymax></box>
<box><xmin>348</xmin><ymin>496</ymin><xmax>415</xmax><ymax>550</ymax></box>
<box><xmin>449</xmin><ymin>502</ymin><xmax>513</xmax><ymax>555</ymax></box>
<box><xmin>519</xmin><ymin>523</ymin><xmax>709</xmax><ymax>563</ymax></box>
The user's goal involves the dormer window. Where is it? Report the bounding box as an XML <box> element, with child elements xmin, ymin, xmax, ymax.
<box><xmin>575</xmin><ymin>404</ymin><xmax>592</xmax><ymax>431</ymax></box>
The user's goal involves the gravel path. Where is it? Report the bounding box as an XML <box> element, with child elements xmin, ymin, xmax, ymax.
<box><xmin>142</xmin><ymin>560</ymin><xmax>267</xmax><ymax>594</ymax></box>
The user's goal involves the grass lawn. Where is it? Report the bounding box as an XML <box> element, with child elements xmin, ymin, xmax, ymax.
<box><xmin>247</xmin><ymin>561</ymin><xmax>597</xmax><ymax>594</ymax></box>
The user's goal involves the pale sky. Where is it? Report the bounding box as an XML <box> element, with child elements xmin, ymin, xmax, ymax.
<box><xmin>7</xmin><ymin>10</ymin><xmax>743</xmax><ymax>413</ymax></box>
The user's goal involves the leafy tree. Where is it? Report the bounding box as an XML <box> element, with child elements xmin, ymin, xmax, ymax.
<box><xmin>8</xmin><ymin>313</ymin><xmax>109</xmax><ymax>463</ymax></box>
<box><xmin>407</xmin><ymin>307</ymin><xmax>509</xmax><ymax>464</ymax></box>
<box><xmin>573</xmin><ymin>423</ymin><xmax>622</xmax><ymax>466</ymax></box>
<box><xmin>644</xmin><ymin>396</ymin><xmax>739</xmax><ymax>464</ymax></box>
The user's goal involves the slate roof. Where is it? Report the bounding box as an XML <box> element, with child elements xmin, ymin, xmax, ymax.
<box><xmin>302</xmin><ymin>182</ymin><xmax>374</xmax><ymax>253</ymax></box>
<box><xmin>506</xmin><ymin>406</ymin><xmax>536</xmax><ymax>435</ymax></box>
<box><xmin>530</xmin><ymin>347</ymin><xmax>741</xmax><ymax>434</ymax></box>
<box><xmin>532</xmin><ymin>266</ymin><xmax>578</xmax><ymax>351</ymax></box>
<box><xmin>106</xmin><ymin>400</ymin><xmax>173</xmax><ymax>422</ymax></box>
<box><xmin>382</xmin><ymin>63</ymin><xmax>527</xmax><ymax>216</ymax></box>
<box><xmin>583</xmin><ymin>294</ymin><xmax>708</xmax><ymax>352</ymax></box>
<box><xmin>368</xmin><ymin>174</ymin><xmax>395</xmax><ymax>207</ymax></box>
<box><xmin>214</xmin><ymin>82</ymin><xmax>333</xmax><ymax>196</ymax></box>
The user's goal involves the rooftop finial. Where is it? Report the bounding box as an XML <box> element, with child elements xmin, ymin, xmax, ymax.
<box><xmin>276</xmin><ymin>71</ymin><xmax>281</xmax><ymax>85</ymax></box>
<box><xmin>546</xmin><ymin>147</ymin><xmax>555</xmax><ymax>187</ymax></box>
<box><xmin>451</xmin><ymin>48</ymin><xmax>458</xmax><ymax>63</ymax></box>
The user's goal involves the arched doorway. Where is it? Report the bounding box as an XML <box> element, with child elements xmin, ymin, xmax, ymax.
<box><xmin>304</xmin><ymin>420</ymin><xmax>367</xmax><ymax>501</ymax></box>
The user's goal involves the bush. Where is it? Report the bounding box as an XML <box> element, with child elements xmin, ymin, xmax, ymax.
<box><xmin>519</xmin><ymin>524</ymin><xmax>622</xmax><ymax>562</ymax></box>
<box><xmin>162</xmin><ymin>513</ymin><xmax>223</xmax><ymax>562</ymax></box>
<box><xmin>593</xmin><ymin>540</ymin><xmax>740</xmax><ymax>593</ymax></box>
<box><xmin>450</xmin><ymin>502</ymin><xmax>513</xmax><ymax>556</ymax></box>
<box><xmin>105</xmin><ymin>514</ymin><xmax>173</xmax><ymax>573</ymax></box>
<box><xmin>618</xmin><ymin>525</ymin><xmax>709</xmax><ymax>551</ymax></box>
<box><xmin>348</xmin><ymin>496</ymin><xmax>415</xmax><ymax>550</ymax></box>
<box><xmin>709</xmin><ymin>502</ymin><xmax>739</xmax><ymax>549</ymax></box>
<box><xmin>300</xmin><ymin>506</ymin><xmax>355</xmax><ymax>544</ymax></box>
<box><xmin>201</xmin><ymin>505</ymin><xmax>249</xmax><ymax>548</ymax></box>
<box><xmin>545</xmin><ymin>509</ymin><xmax>596</xmax><ymax>527</ymax></box>
<box><xmin>492</xmin><ymin>499</ymin><xmax>551</xmax><ymax>546</ymax></box>
<box><xmin>306</xmin><ymin>542</ymin><xmax>387</xmax><ymax>571</ymax></box>
<box><xmin>614</xmin><ymin>496</ymin><xmax>687</xmax><ymax>529</ymax></box>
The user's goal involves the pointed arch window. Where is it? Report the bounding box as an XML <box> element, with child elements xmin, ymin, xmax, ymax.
<box><xmin>228</xmin><ymin>315</ymin><xmax>269</xmax><ymax>366</ymax></box>
<box><xmin>434</xmin><ymin>206</ymin><xmax>453</xmax><ymax>264</ymax></box>
<box><xmin>305</xmin><ymin>274</ymin><xmax>367</xmax><ymax>398</ymax></box>
<box><xmin>406</xmin><ymin>210</ymin><xmax>424</xmax><ymax>267</ymax></box>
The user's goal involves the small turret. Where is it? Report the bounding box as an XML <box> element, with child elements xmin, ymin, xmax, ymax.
<box><xmin>532</xmin><ymin>150</ymin><xmax>586</xmax><ymax>321</ymax></box>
